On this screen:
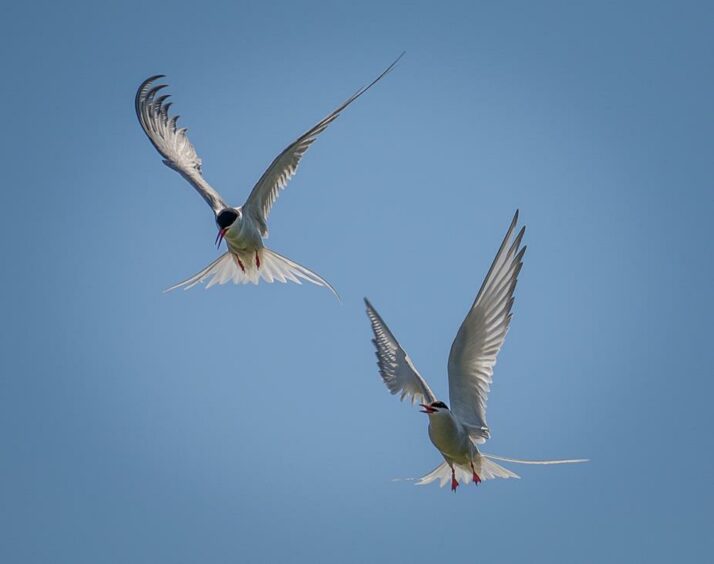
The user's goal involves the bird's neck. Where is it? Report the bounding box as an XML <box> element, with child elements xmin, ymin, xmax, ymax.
<box><xmin>428</xmin><ymin>410</ymin><xmax>461</xmax><ymax>437</ymax></box>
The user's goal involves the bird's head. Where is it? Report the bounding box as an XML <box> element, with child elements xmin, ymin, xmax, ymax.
<box><xmin>420</xmin><ymin>400</ymin><xmax>449</xmax><ymax>415</ymax></box>
<box><xmin>215</xmin><ymin>208</ymin><xmax>240</xmax><ymax>247</ymax></box>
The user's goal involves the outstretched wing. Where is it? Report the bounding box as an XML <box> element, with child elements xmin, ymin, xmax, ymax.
<box><xmin>135</xmin><ymin>75</ymin><xmax>228</xmax><ymax>215</ymax></box>
<box><xmin>243</xmin><ymin>53</ymin><xmax>404</xmax><ymax>235</ymax></box>
<box><xmin>365</xmin><ymin>298</ymin><xmax>436</xmax><ymax>406</ymax></box>
<box><xmin>447</xmin><ymin>211</ymin><xmax>526</xmax><ymax>443</ymax></box>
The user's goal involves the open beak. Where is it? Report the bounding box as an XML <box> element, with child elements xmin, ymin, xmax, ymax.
<box><xmin>420</xmin><ymin>403</ymin><xmax>436</xmax><ymax>414</ymax></box>
<box><xmin>215</xmin><ymin>227</ymin><xmax>228</xmax><ymax>248</ymax></box>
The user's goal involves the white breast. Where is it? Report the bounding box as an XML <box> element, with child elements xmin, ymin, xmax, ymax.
<box><xmin>225</xmin><ymin>214</ymin><xmax>264</xmax><ymax>252</ymax></box>
<box><xmin>427</xmin><ymin>411</ymin><xmax>472</xmax><ymax>463</ymax></box>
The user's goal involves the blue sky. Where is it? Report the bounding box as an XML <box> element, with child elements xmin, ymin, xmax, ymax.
<box><xmin>1</xmin><ymin>1</ymin><xmax>713</xmax><ymax>562</ymax></box>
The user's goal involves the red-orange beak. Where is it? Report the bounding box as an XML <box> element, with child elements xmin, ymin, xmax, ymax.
<box><xmin>215</xmin><ymin>227</ymin><xmax>228</xmax><ymax>248</ymax></box>
<box><xmin>420</xmin><ymin>403</ymin><xmax>436</xmax><ymax>414</ymax></box>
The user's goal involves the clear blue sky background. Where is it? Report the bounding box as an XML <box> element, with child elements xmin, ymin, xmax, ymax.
<box><xmin>1</xmin><ymin>1</ymin><xmax>712</xmax><ymax>562</ymax></box>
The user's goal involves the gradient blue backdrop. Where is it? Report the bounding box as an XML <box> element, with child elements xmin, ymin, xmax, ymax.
<box><xmin>1</xmin><ymin>1</ymin><xmax>712</xmax><ymax>562</ymax></box>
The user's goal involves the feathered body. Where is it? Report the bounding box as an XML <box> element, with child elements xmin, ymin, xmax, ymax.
<box><xmin>220</xmin><ymin>208</ymin><xmax>260</xmax><ymax>251</ymax></box>
<box><xmin>427</xmin><ymin>409</ymin><xmax>474</xmax><ymax>466</ymax></box>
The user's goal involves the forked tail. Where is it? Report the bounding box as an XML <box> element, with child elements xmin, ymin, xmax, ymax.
<box><xmin>164</xmin><ymin>247</ymin><xmax>339</xmax><ymax>298</ymax></box>
<box><xmin>412</xmin><ymin>453</ymin><xmax>588</xmax><ymax>488</ymax></box>
<box><xmin>415</xmin><ymin>456</ymin><xmax>520</xmax><ymax>488</ymax></box>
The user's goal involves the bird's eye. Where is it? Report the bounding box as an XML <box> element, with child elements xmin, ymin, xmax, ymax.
<box><xmin>432</xmin><ymin>401</ymin><xmax>448</xmax><ymax>409</ymax></box>
<box><xmin>216</xmin><ymin>209</ymin><xmax>238</xmax><ymax>229</ymax></box>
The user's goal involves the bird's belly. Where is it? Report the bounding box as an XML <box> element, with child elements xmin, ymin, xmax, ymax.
<box><xmin>428</xmin><ymin>419</ymin><xmax>471</xmax><ymax>463</ymax></box>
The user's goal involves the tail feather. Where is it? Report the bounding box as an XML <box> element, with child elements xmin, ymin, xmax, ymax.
<box><xmin>413</xmin><ymin>461</ymin><xmax>454</xmax><ymax>488</ymax></box>
<box><xmin>164</xmin><ymin>248</ymin><xmax>339</xmax><ymax>298</ymax></box>
<box><xmin>483</xmin><ymin>453</ymin><xmax>589</xmax><ymax>465</ymax></box>
<box><xmin>415</xmin><ymin>456</ymin><xmax>519</xmax><ymax>488</ymax></box>
<box><xmin>403</xmin><ymin>453</ymin><xmax>587</xmax><ymax>489</ymax></box>
<box><xmin>478</xmin><ymin>456</ymin><xmax>521</xmax><ymax>480</ymax></box>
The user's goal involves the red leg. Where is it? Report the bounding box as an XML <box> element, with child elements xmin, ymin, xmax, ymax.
<box><xmin>470</xmin><ymin>461</ymin><xmax>481</xmax><ymax>485</ymax></box>
<box><xmin>234</xmin><ymin>255</ymin><xmax>246</xmax><ymax>273</ymax></box>
<box><xmin>451</xmin><ymin>467</ymin><xmax>459</xmax><ymax>492</ymax></box>
<box><xmin>255</xmin><ymin>251</ymin><xmax>261</xmax><ymax>269</ymax></box>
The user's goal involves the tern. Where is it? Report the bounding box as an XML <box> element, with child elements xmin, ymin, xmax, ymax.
<box><xmin>365</xmin><ymin>211</ymin><xmax>587</xmax><ymax>491</ymax></box>
<box><xmin>135</xmin><ymin>54</ymin><xmax>403</xmax><ymax>294</ymax></box>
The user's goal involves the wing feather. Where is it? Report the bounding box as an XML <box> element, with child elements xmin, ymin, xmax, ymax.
<box><xmin>135</xmin><ymin>75</ymin><xmax>228</xmax><ymax>214</ymax></box>
<box><xmin>243</xmin><ymin>53</ymin><xmax>404</xmax><ymax>235</ymax></box>
<box><xmin>447</xmin><ymin>211</ymin><xmax>526</xmax><ymax>443</ymax></box>
<box><xmin>364</xmin><ymin>298</ymin><xmax>436</xmax><ymax>406</ymax></box>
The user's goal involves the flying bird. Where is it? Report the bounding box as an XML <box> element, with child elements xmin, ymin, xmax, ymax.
<box><xmin>135</xmin><ymin>54</ymin><xmax>403</xmax><ymax>294</ymax></box>
<box><xmin>365</xmin><ymin>211</ymin><xmax>586</xmax><ymax>491</ymax></box>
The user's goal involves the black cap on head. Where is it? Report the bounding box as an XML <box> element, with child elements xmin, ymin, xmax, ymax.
<box><xmin>216</xmin><ymin>209</ymin><xmax>238</xmax><ymax>229</ymax></box>
<box><xmin>432</xmin><ymin>401</ymin><xmax>449</xmax><ymax>410</ymax></box>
